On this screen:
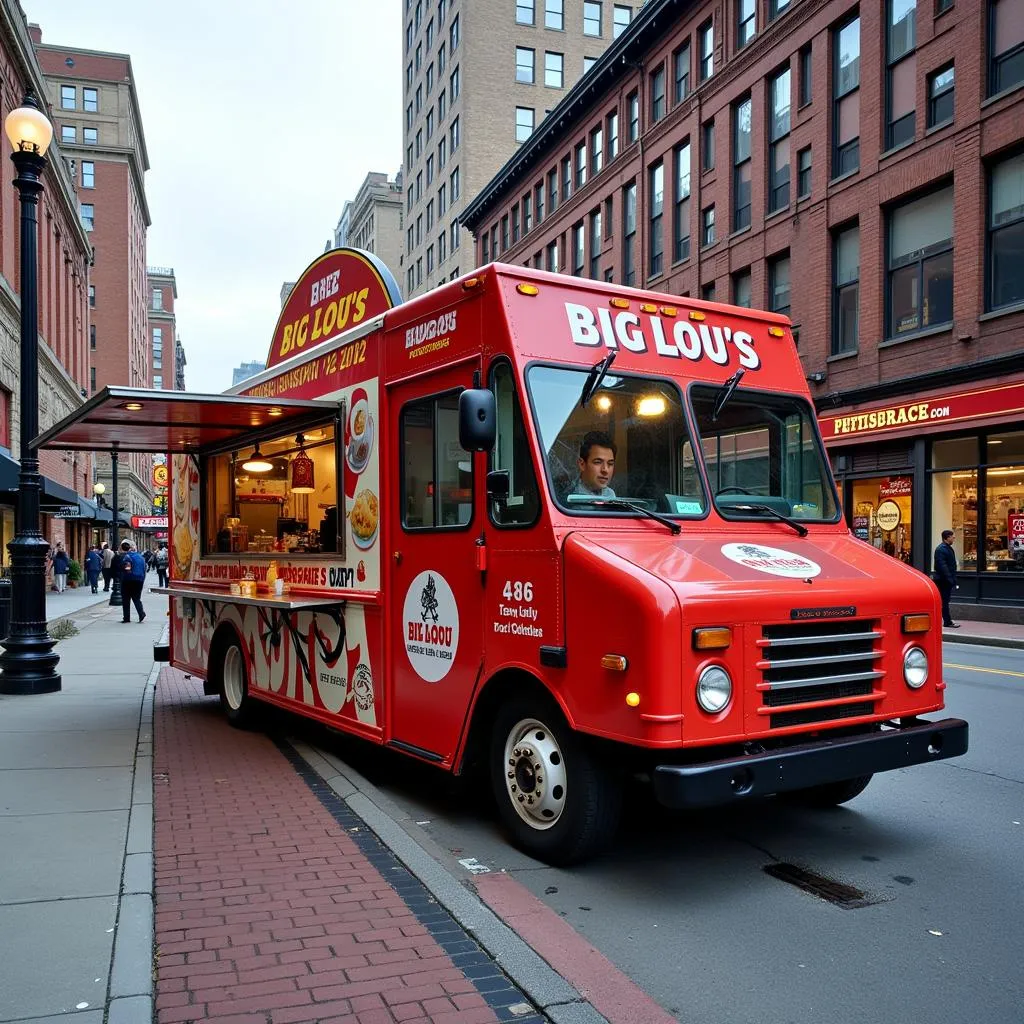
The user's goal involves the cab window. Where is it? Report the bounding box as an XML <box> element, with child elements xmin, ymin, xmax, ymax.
<box><xmin>490</xmin><ymin>361</ymin><xmax>540</xmax><ymax>526</ymax></box>
<box><xmin>401</xmin><ymin>392</ymin><xmax>473</xmax><ymax>529</ymax></box>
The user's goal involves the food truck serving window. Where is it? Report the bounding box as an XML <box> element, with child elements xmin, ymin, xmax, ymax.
<box><xmin>203</xmin><ymin>422</ymin><xmax>340</xmax><ymax>555</ymax></box>
<box><xmin>689</xmin><ymin>385</ymin><xmax>840</xmax><ymax>522</ymax></box>
<box><xmin>527</xmin><ymin>365</ymin><xmax>707</xmax><ymax>517</ymax></box>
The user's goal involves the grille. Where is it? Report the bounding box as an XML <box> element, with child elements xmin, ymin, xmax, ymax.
<box><xmin>758</xmin><ymin>619</ymin><xmax>883</xmax><ymax>729</ymax></box>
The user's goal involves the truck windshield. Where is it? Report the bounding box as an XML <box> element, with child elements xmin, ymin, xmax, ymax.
<box><xmin>527</xmin><ymin>365</ymin><xmax>707</xmax><ymax>517</ymax></box>
<box><xmin>689</xmin><ymin>384</ymin><xmax>840</xmax><ymax>523</ymax></box>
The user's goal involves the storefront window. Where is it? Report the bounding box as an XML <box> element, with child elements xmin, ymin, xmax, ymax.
<box><xmin>932</xmin><ymin>468</ymin><xmax>977</xmax><ymax>572</ymax></box>
<box><xmin>204</xmin><ymin>423</ymin><xmax>338</xmax><ymax>554</ymax></box>
<box><xmin>0</xmin><ymin>507</ymin><xmax>13</xmax><ymax>568</ymax></box>
<box><xmin>851</xmin><ymin>476</ymin><xmax>913</xmax><ymax>562</ymax></box>
<box><xmin>984</xmin><ymin>431</ymin><xmax>1024</xmax><ymax>570</ymax></box>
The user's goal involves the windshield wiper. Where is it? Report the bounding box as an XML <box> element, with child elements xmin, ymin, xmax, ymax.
<box><xmin>711</xmin><ymin>368</ymin><xmax>745</xmax><ymax>421</ymax></box>
<box><xmin>579</xmin><ymin>351</ymin><xmax>617</xmax><ymax>408</ymax></box>
<box><xmin>592</xmin><ymin>498</ymin><xmax>681</xmax><ymax>535</ymax></box>
<box><xmin>726</xmin><ymin>502</ymin><xmax>808</xmax><ymax>537</ymax></box>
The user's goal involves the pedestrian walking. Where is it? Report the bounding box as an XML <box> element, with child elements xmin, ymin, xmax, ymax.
<box><xmin>933</xmin><ymin>529</ymin><xmax>960</xmax><ymax>628</ymax></box>
<box><xmin>101</xmin><ymin>542</ymin><xmax>115</xmax><ymax>591</ymax></box>
<box><xmin>118</xmin><ymin>540</ymin><xmax>146</xmax><ymax>623</ymax></box>
<box><xmin>51</xmin><ymin>544</ymin><xmax>70</xmax><ymax>593</ymax></box>
<box><xmin>84</xmin><ymin>544</ymin><xmax>103</xmax><ymax>594</ymax></box>
<box><xmin>154</xmin><ymin>541</ymin><xmax>169</xmax><ymax>588</ymax></box>
<box><xmin>143</xmin><ymin>547</ymin><xmax>154</xmax><ymax>572</ymax></box>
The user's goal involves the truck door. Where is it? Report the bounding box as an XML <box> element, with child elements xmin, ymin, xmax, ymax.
<box><xmin>388</xmin><ymin>365</ymin><xmax>483</xmax><ymax>764</ymax></box>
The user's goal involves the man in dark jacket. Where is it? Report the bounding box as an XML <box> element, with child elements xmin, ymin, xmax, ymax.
<box><xmin>933</xmin><ymin>529</ymin><xmax>959</xmax><ymax>628</ymax></box>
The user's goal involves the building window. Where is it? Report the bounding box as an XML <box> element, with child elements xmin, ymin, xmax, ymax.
<box><xmin>733</xmin><ymin>268</ymin><xmax>752</xmax><ymax>307</ymax></box>
<box><xmin>988</xmin><ymin>151</ymin><xmax>1024</xmax><ymax>310</ymax></box>
<box><xmin>768</xmin><ymin>69</ymin><xmax>791</xmax><ymax>214</ymax></box>
<box><xmin>702</xmin><ymin>282</ymin><xmax>716</xmax><ymax>301</ymax></box>
<box><xmin>546</xmin><ymin>0</ymin><xmax>564</xmax><ymax>31</ymax></box>
<box><xmin>502</xmin><ymin>215</ymin><xmax>510</xmax><ymax>250</ymax></box>
<box><xmin>426</xmin><ymin>110</ymin><xmax>434</xmax><ymax>140</ymax></box>
<box><xmin>427</xmin><ymin>199</ymin><xmax>435</xmax><ymax>231</ymax></box>
<box><xmin>733</xmin><ymin>97</ymin><xmax>752</xmax><ymax>231</ymax></box>
<box><xmin>549</xmin><ymin>168</ymin><xmax>559</xmax><ymax>213</ymax></box>
<box><xmin>517</xmin><ymin>0</ymin><xmax>535</xmax><ymax>25</ymax></box>
<box><xmin>833</xmin><ymin>225</ymin><xmax>859</xmax><ymax>354</ymax></box>
<box><xmin>673</xmin><ymin>141</ymin><xmax>691</xmax><ymax>262</ymax></box>
<box><xmin>427</xmin><ymin>245</ymin><xmax>435</xmax><ymax>275</ymax></box>
<box><xmin>450</xmin><ymin>13</ymin><xmax>459</xmax><ymax>49</ymax></box>
<box><xmin>584</xmin><ymin>56</ymin><xmax>599</xmax><ymax>74</ymax></box>
<box><xmin>439</xmin><ymin>182</ymin><xmax>447</xmax><ymax>214</ymax></box>
<box><xmin>450</xmin><ymin>66</ymin><xmax>460</xmax><ymax>101</ymax></box>
<box><xmin>650</xmin><ymin>64</ymin><xmax>666</xmax><ymax>121</ymax></box>
<box><xmin>438</xmin><ymin>42</ymin><xmax>446</xmax><ymax>73</ymax></box>
<box><xmin>546</xmin><ymin>240</ymin><xmax>560</xmax><ymax>272</ymax></box>
<box><xmin>702</xmin><ymin>118</ymin><xmax>715</xmax><ymax>171</ymax></box>
<box><xmin>84</xmin><ymin>127</ymin><xmax>98</xmax><ymax>145</ymax></box>
<box><xmin>450</xmin><ymin>115</ymin><xmax>460</xmax><ymax>150</ymax></box>
<box><xmin>416</xmin><ymin>43</ymin><xmax>423</xmax><ymax>72</ymax></box>
<box><xmin>886</xmin><ymin>0</ymin><xmax>917</xmax><ymax>150</ymax></box>
<box><xmin>62</xmin><ymin>125</ymin><xmax>78</xmax><ymax>147</ymax></box>
<box><xmin>928</xmin><ymin>64</ymin><xmax>955</xmax><ymax>127</ymax></box>
<box><xmin>572</xmin><ymin>221</ymin><xmax>585</xmax><ymax>275</ymax></box>
<box><xmin>524</xmin><ymin>192</ymin><xmax>533</xmax><ymax>233</ymax></box>
<box><xmin>589</xmin><ymin>208</ymin><xmax>602</xmax><ymax>277</ymax></box>
<box><xmin>407</xmin><ymin>62</ymin><xmax>414</xmax><ymax>91</ymax></box>
<box><xmin>90</xmin><ymin>367</ymin><xmax>96</xmax><ymax>393</ymax></box>
<box><xmin>769</xmin><ymin>253</ymin><xmax>791</xmax><ymax>316</ymax></box>
<box><xmin>770</xmin><ymin>0</ymin><xmax>792</xmax><ymax>20</ymax></box>
<box><xmin>628</xmin><ymin>90</ymin><xmax>639</xmax><ymax>142</ymax></box>
<box><xmin>80</xmin><ymin>203</ymin><xmax>94</xmax><ymax>231</ymax></box>
<box><xmin>990</xmin><ymin>0</ymin><xmax>1024</xmax><ymax>95</ymax></box>
<box><xmin>591</xmin><ymin>126</ymin><xmax>604</xmax><ymax>175</ymax></box>
<box><xmin>604</xmin><ymin>196</ymin><xmax>614</xmax><ymax>238</ymax></box>
<box><xmin>451</xmin><ymin>220</ymin><xmax>461</xmax><ymax>250</ymax></box>
<box><xmin>562</xmin><ymin>154</ymin><xmax>572</xmax><ymax>200</ymax></box>
<box><xmin>89</xmin><ymin>284</ymin><xmax>96</xmax><ymax>307</ymax></box>
<box><xmin>607</xmin><ymin>110</ymin><xmax>619</xmax><ymax>160</ymax></box>
<box><xmin>153</xmin><ymin>375</ymin><xmax>163</xmax><ymax>389</ymax></box>
<box><xmin>516</xmin><ymin>107</ymin><xmax>535</xmax><ymax>143</ymax></box>
<box><xmin>702</xmin><ymin>204</ymin><xmax>715</xmax><ymax>247</ymax></box>
<box><xmin>426</xmin><ymin>17</ymin><xmax>434</xmax><ymax>47</ymax></box>
<box><xmin>61</xmin><ymin>85</ymin><xmax>75</xmax><ymax>109</ymax></box>
<box><xmin>833</xmin><ymin>16</ymin><xmax>861</xmax><ymax>177</ymax></box>
<box><xmin>649</xmin><ymin>160</ymin><xmax>664</xmax><ymax>277</ymax></box>
<box><xmin>80</xmin><ymin>160</ymin><xmax>95</xmax><ymax>189</ymax></box>
<box><xmin>623</xmin><ymin>181</ymin><xmax>637</xmax><ymax>284</ymax></box>
<box><xmin>614</xmin><ymin>5</ymin><xmax>631</xmax><ymax>37</ymax></box>
<box><xmin>440</xmin><ymin>230</ymin><xmax>447</xmax><ymax>264</ymax></box>
<box><xmin>888</xmin><ymin>186</ymin><xmax>953</xmax><ymax>336</ymax></box>
<box><xmin>426</xmin><ymin>63</ymin><xmax>434</xmax><ymax>96</ymax></box>
<box><xmin>575</xmin><ymin>142</ymin><xmax>587</xmax><ymax>188</ymax></box>
<box><xmin>416</xmin><ymin>129</ymin><xmax>423</xmax><ymax>158</ymax></box>
<box><xmin>699</xmin><ymin>19</ymin><xmax>714</xmax><ymax>81</ymax></box>
<box><xmin>673</xmin><ymin>43</ymin><xmax>690</xmax><ymax>103</ymax></box>
<box><xmin>799</xmin><ymin>44</ymin><xmax>812</xmax><ymax>106</ymax></box>
<box><xmin>546</xmin><ymin>51</ymin><xmax>564</xmax><ymax>87</ymax></box>
<box><xmin>90</xmin><ymin>324</ymin><xmax>97</xmax><ymax>350</ymax></box>
<box><xmin>737</xmin><ymin>0</ymin><xmax>756</xmax><ymax>48</ymax></box>
<box><xmin>797</xmin><ymin>146</ymin><xmax>812</xmax><ymax>198</ymax></box>
<box><xmin>426</xmin><ymin>156</ymin><xmax>435</xmax><ymax>190</ymax></box>
<box><xmin>536</xmin><ymin>182</ymin><xmax>545</xmax><ymax>224</ymax></box>
<box><xmin>438</xmin><ymin>90</ymin><xmax>447</xmax><ymax>120</ymax></box>
<box><xmin>517</xmin><ymin>47</ymin><xmax>535</xmax><ymax>83</ymax></box>
<box><xmin>491</xmin><ymin>224</ymin><xmax>499</xmax><ymax>257</ymax></box>
<box><xmin>450</xmin><ymin>165</ymin><xmax>461</xmax><ymax>200</ymax></box>
<box><xmin>584</xmin><ymin>0</ymin><xmax>602</xmax><ymax>35</ymax></box>
<box><xmin>439</xmin><ymin>136</ymin><xmax>447</xmax><ymax>168</ymax></box>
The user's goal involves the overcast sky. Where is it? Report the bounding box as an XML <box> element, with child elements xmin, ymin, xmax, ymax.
<box><xmin>23</xmin><ymin>0</ymin><xmax>403</xmax><ymax>391</ymax></box>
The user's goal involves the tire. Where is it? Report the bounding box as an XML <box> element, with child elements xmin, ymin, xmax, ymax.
<box><xmin>217</xmin><ymin>636</ymin><xmax>257</xmax><ymax>728</ymax></box>
<box><xmin>782</xmin><ymin>774</ymin><xmax>873</xmax><ymax>808</ymax></box>
<box><xmin>490</xmin><ymin>696</ymin><xmax>622</xmax><ymax>866</ymax></box>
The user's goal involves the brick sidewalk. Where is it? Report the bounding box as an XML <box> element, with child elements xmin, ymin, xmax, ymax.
<box><xmin>154</xmin><ymin>668</ymin><xmax>545</xmax><ymax>1024</ymax></box>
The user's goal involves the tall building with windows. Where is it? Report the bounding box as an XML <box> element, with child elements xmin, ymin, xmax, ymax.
<box><xmin>33</xmin><ymin>26</ymin><xmax>153</xmax><ymax>528</ymax></box>
<box><xmin>462</xmin><ymin>0</ymin><xmax>1024</xmax><ymax>618</ymax></box>
<box><xmin>402</xmin><ymin>0</ymin><xmax>631</xmax><ymax>297</ymax></box>
<box><xmin>333</xmin><ymin>170</ymin><xmax>405</xmax><ymax>280</ymax></box>
<box><xmin>232</xmin><ymin>361</ymin><xmax>265</xmax><ymax>388</ymax></box>
<box><xmin>147</xmin><ymin>267</ymin><xmax>179</xmax><ymax>391</ymax></box>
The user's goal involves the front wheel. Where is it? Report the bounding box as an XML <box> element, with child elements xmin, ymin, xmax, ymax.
<box><xmin>781</xmin><ymin>774</ymin><xmax>873</xmax><ymax>808</ymax></box>
<box><xmin>218</xmin><ymin>636</ymin><xmax>257</xmax><ymax>728</ymax></box>
<box><xmin>490</xmin><ymin>697</ymin><xmax>622</xmax><ymax>865</ymax></box>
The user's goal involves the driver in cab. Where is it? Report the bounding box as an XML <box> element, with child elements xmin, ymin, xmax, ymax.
<box><xmin>570</xmin><ymin>431</ymin><xmax>617</xmax><ymax>498</ymax></box>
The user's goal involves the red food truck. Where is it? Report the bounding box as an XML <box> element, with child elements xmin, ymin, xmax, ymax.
<box><xmin>38</xmin><ymin>248</ymin><xmax>967</xmax><ymax>864</ymax></box>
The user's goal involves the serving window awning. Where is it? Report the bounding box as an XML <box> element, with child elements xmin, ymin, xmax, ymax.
<box><xmin>33</xmin><ymin>387</ymin><xmax>339</xmax><ymax>455</ymax></box>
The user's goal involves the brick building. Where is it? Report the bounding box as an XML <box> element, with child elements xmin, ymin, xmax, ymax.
<box><xmin>147</xmin><ymin>266</ymin><xmax>179</xmax><ymax>391</ymax></box>
<box><xmin>0</xmin><ymin>3</ymin><xmax>94</xmax><ymax>567</ymax></box>
<box><xmin>333</xmin><ymin>170</ymin><xmax>405</xmax><ymax>284</ymax></box>
<box><xmin>462</xmin><ymin>0</ymin><xmax>1024</xmax><ymax>616</ymax></box>
<box><xmin>402</xmin><ymin>0</ymin><xmax>633</xmax><ymax>298</ymax></box>
<box><xmin>33</xmin><ymin>26</ymin><xmax>154</xmax><ymax>542</ymax></box>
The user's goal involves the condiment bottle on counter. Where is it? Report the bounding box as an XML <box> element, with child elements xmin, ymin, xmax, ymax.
<box><xmin>266</xmin><ymin>560</ymin><xmax>279</xmax><ymax>589</ymax></box>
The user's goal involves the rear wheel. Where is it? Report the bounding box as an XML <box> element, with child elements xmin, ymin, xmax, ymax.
<box><xmin>490</xmin><ymin>697</ymin><xmax>621</xmax><ymax>865</ymax></box>
<box><xmin>218</xmin><ymin>637</ymin><xmax>257</xmax><ymax>728</ymax></box>
<box><xmin>782</xmin><ymin>774</ymin><xmax>873</xmax><ymax>808</ymax></box>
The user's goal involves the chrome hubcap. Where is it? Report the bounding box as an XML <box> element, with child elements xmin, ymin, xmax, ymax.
<box><xmin>223</xmin><ymin>646</ymin><xmax>244</xmax><ymax>711</ymax></box>
<box><xmin>502</xmin><ymin>718</ymin><xmax>567</xmax><ymax>830</ymax></box>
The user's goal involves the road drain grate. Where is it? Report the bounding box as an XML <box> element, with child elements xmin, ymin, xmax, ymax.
<box><xmin>764</xmin><ymin>862</ymin><xmax>881</xmax><ymax>908</ymax></box>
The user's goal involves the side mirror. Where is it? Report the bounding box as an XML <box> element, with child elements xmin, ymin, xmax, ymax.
<box><xmin>459</xmin><ymin>388</ymin><xmax>496</xmax><ymax>452</ymax></box>
<box><xmin>486</xmin><ymin>470</ymin><xmax>510</xmax><ymax>503</ymax></box>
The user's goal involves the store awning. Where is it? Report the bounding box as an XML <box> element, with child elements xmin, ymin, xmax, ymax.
<box><xmin>0</xmin><ymin>451</ymin><xmax>91</xmax><ymax>513</ymax></box>
<box><xmin>33</xmin><ymin>387</ymin><xmax>338</xmax><ymax>455</ymax></box>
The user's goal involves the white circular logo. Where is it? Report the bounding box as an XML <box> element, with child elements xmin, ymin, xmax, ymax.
<box><xmin>402</xmin><ymin>570</ymin><xmax>460</xmax><ymax>682</ymax></box>
<box><xmin>875</xmin><ymin>500</ymin><xmax>902</xmax><ymax>532</ymax></box>
<box><xmin>721</xmin><ymin>543</ymin><xmax>822</xmax><ymax>578</ymax></box>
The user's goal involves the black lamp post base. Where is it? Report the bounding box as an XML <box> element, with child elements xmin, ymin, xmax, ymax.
<box><xmin>0</xmin><ymin>635</ymin><xmax>60</xmax><ymax>694</ymax></box>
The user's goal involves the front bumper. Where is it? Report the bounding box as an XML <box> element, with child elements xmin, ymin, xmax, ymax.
<box><xmin>651</xmin><ymin>717</ymin><xmax>969</xmax><ymax>809</ymax></box>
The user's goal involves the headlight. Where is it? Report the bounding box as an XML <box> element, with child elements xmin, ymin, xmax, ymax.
<box><xmin>903</xmin><ymin>646</ymin><xmax>928</xmax><ymax>688</ymax></box>
<box><xmin>697</xmin><ymin>665</ymin><xmax>732</xmax><ymax>713</ymax></box>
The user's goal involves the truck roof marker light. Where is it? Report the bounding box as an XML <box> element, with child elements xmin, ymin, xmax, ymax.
<box><xmin>625</xmin><ymin>692</ymin><xmax>641</xmax><ymax>707</ymax></box>
<box><xmin>768</xmin><ymin>326</ymin><xmax>786</xmax><ymax>338</ymax></box>
<box><xmin>693</xmin><ymin>627</ymin><xmax>732</xmax><ymax>650</ymax></box>
<box><xmin>639</xmin><ymin>302</ymin><xmax>658</xmax><ymax>313</ymax></box>
<box><xmin>600</xmin><ymin>654</ymin><xmax>628</xmax><ymax>671</ymax></box>
<box><xmin>902</xmin><ymin>614</ymin><xmax>931</xmax><ymax>634</ymax></box>
<box><xmin>516</xmin><ymin>283</ymin><xmax>539</xmax><ymax>296</ymax></box>
<box><xmin>689</xmin><ymin>311</ymin><xmax>706</xmax><ymax>322</ymax></box>
<box><xmin>462</xmin><ymin>276</ymin><xmax>482</xmax><ymax>290</ymax></box>
<box><xmin>122</xmin><ymin>401</ymin><xmax>143</xmax><ymax>411</ymax></box>
<box><xmin>610</xmin><ymin>297</ymin><xmax>630</xmax><ymax>309</ymax></box>
<box><xmin>659</xmin><ymin>305</ymin><xmax>678</xmax><ymax>317</ymax></box>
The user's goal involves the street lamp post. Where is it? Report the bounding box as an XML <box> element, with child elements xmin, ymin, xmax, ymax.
<box><xmin>109</xmin><ymin>446</ymin><xmax>122</xmax><ymax>608</ymax></box>
<box><xmin>0</xmin><ymin>94</ymin><xmax>60</xmax><ymax>694</ymax></box>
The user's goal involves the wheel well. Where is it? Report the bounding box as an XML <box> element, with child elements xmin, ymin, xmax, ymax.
<box><xmin>206</xmin><ymin>623</ymin><xmax>242</xmax><ymax>694</ymax></box>
<box><xmin>456</xmin><ymin>668</ymin><xmax>562</xmax><ymax>778</ymax></box>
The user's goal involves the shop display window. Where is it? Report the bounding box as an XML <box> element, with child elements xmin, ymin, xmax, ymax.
<box><xmin>203</xmin><ymin>423</ymin><xmax>339</xmax><ymax>555</ymax></box>
<box><xmin>983</xmin><ymin>432</ymin><xmax>1024</xmax><ymax>571</ymax></box>
<box><xmin>850</xmin><ymin>476</ymin><xmax>913</xmax><ymax>562</ymax></box>
<box><xmin>932</xmin><ymin>469</ymin><xmax>977</xmax><ymax>570</ymax></box>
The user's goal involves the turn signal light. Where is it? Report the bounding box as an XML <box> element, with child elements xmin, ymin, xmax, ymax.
<box><xmin>600</xmin><ymin>654</ymin><xmax>628</xmax><ymax>671</ymax></box>
<box><xmin>659</xmin><ymin>305</ymin><xmax>678</xmax><ymax>317</ymax></box>
<box><xmin>693</xmin><ymin>627</ymin><xmax>733</xmax><ymax>650</ymax></box>
<box><xmin>462</xmin><ymin>277</ymin><xmax>482</xmax><ymax>290</ymax></box>
<box><xmin>768</xmin><ymin>326</ymin><xmax>786</xmax><ymax>338</ymax></box>
<box><xmin>902</xmin><ymin>613</ymin><xmax>931</xmax><ymax>634</ymax></box>
<box><xmin>517</xmin><ymin>283</ymin><xmax>539</xmax><ymax>295</ymax></box>
<box><xmin>610</xmin><ymin>297</ymin><xmax>630</xmax><ymax>309</ymax></box>
<box><xmin>689</xmin><ymin>310</ymin><xmax>706</xmax><ymax>321</ymax></box>
<box><xmin>639</xmin><ymin>302</ymin><xmax>658</xmax><ymax>313</ymax></box>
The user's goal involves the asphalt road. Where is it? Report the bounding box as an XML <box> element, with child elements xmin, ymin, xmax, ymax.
<box><xmin>305</xmin><ymin>642</ymin><xmax>1024</xmax><ymax>1024</ymax></box>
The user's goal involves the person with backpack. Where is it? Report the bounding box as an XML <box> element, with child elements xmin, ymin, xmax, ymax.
<box><xmin>154</xmin><ymin>542</ymin><xmax>169</xmax><ymax>587</ymax></box>
<box><xmin>84</xmin><ymin>544</ymin><xmax>103</xmax><ymax>594</ymax></box>
<box><xmin>51</xmin><ymin>544</ymin><xmax>70</xmax><ymax>593</ymax></box>
<box><xmin>119</xmin><ymin>540</ymin><xmax>147</xmax><ymax>623</ymax></box>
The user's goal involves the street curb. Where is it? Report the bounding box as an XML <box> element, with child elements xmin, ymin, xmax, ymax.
<box><xmin>290</xmin><ymin>737</ymin><xmax>610</xmax><ymax>1024</ymax></box>
<box><xmin>106</xmin><ymin>658</ymin><xmax>158</xmax><ymax>1020</ymax></box>
<box><xmin>943</xmin><ymin>632</ymin><xmax>1024</xmax><ymax>650</ymax></box>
